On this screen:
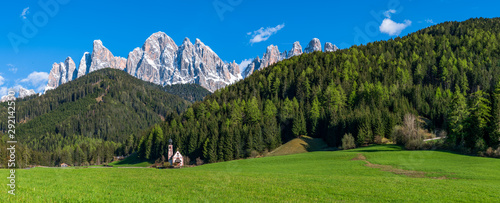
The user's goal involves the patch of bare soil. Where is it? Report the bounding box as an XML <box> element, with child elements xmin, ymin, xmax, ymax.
<box><xmin>351</xmin><ymin>153</ymin><xmax>452</xmax><ymax>179</ymax></box>
<box><xmin>351</xmin><ymin>153</ymin><xmax>366</xmax><ymax>160</ymax></box>
<box><xmin>95</xmin><ymin>85</ymin><xmax>110</xmax><ymax>102</ymax></box>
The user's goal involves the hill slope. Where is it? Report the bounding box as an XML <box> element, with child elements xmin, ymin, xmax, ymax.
<box><xmin>0</xmin><ymin>68</ymin><xmax>191</xmax><ymax>166</ymax></box>
<box><xmin>267</xmin><ymin>136</ymin><xmax>330</xmax><ymax>157</ymax></box>
<box><xmin>2</xmin><ymin>145</ymin><xmax>499</xmax><ymax>202</ymax></box>
<box><xmin>134</xmin><ymin>17</ymin><xmax>500</xmax><ymax>164</ymax></box>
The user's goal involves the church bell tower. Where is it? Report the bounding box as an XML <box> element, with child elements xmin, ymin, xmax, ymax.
<box><xmin>168</xmin><ymin>138</ymin><xmax>173</xmax><ymax>161</ymax></box>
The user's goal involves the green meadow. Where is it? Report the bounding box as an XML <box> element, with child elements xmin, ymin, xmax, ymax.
<box><xmin>2</xmin><ymin>145</ymin><xmax>499</xmax><ymax>202</ymax></box>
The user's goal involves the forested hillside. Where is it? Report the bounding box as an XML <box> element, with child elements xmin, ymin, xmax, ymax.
<box><xmin>162</xmin><ymin>84</ymin><xmax>211</xmax><ymax>102</ymax></box>
<box><xmin>136</xmin><ymin>18</ymin><xmax>500</xmax><ymax>164</ymax></box>
<box><xmin>0</xmin><ymin>69</ymin><xmax>192</xmax><ymax>166</ymax></box>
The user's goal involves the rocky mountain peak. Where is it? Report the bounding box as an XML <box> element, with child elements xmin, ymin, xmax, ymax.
<box><xmin>288</xmin><ymin>41</ymin><xmax>303</xmax><ymax>58</ymax></box>
<box><xmin>195</xmin><ymin>38</ymin><xmax>204</xmax><ymax>45</ymax></box>
<box><xmin>0</xmin><ymin>87</ymin><xmax>37</xmax><ymax>102</ymax></box>
<box><xmin>143</xmin><ymin>31</ymin><xmax>173</xmax><ymax>58</ymax></box>
<box><xmin>324</xmin><ymin>42</ymin><xmax>339</xmax><ymax>52</ymax></box>
<box><xmin>44</xmin><ymin>31</ymin><xmax>337</xmax><ymax>94</ymax></box>
<box><xmin>182</xmin><ymin>37</ymin><xmax>192</xmax><ymax>45</ymax></box>
<box><xmin>45</xmin><ymin>56</ymin><xmax>77</xmax><ymax>92</ymax></box>
<box><xmin>260</xmin><ymin>45</ymin><xmax>283</xmax><ymax>68</ymax></box>
<box><xmin>90</xmin><ymin>40</ymin><xmax>126</xmax><ymax>72</ymax></box>
<box><xmin>304</xmin><ymin>38</ymin><xmax>322</xmax><ymax>53</ymax></box>
<box><xmin>77</xmin><ymin>52</ymin><xmax>91</xmax><ymax>78</ymax></box>
<box><xmin>18</xmin><ymin>87</ymin><xmax>36</xmax><ymax>99</ymax></box>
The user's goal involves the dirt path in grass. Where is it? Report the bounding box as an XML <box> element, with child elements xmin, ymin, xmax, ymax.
<box><xmin>351</xmin><ymin>153</ymin><xmax>451</xmax><ymax>179</ymax></box>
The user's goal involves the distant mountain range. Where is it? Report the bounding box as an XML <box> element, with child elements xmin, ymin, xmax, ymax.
<box><xmin>1</xmin><ymin>32</ymin><xmax>338</xmax><ymax>102</ymax></box>
<box><xmin>43</xmin><ymin>32</ymin><xmax>339</xmax><ymax>93</ymax></box>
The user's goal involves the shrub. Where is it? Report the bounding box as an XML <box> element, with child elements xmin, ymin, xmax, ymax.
<box><xmin>391</xmin><ymin>114</ymin><xmax>424</xmax><ymax>150</ymax></box>
<box><xmin>341</xmin><ymin>133</ymin><xmax>356</xmax><ymax>150</ymax></box>
<box><xmin>392</xmin><ymin>126</ymin><xmax>405</xmax><ymax>145</ymax></box>
<box><xmin>196</xmin><ymin>157</ymin><xmax>204</xmax><ymax>166</ymax></box>
<box><xmin>475</xmin><ymin>138</ymin><xmax>487</xmax><ymax>152</ymax></box>
<box><xmin>374</xmin><ymin>136</ymin><xmax>383</xmax><ymax>144</ymax></box>
<box><xmin>493</xmin><ymin>147</ymin><xmax>500</xmax><ymax>158</ymax></box>
<box><xmin>485</xmin><ymin>147</ymin><xmax>494</xmax><ymax>157</ymax></box>
<box><xmin>405</xmin><ymin>139</ymin><xmax>424</xmax><ymax>150</ymax></box>
<box><xmin>250</xmin><ymin>150</ymin><xmax>259</xmax><ymax>158</ymax></box>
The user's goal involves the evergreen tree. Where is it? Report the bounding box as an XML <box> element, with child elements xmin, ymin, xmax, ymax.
<box><xmin>292</xmin><ymin>110</ymin><xmax>307</xmax><ymax>137</ymax></box>
<box><xmin>448</xmin><ymin>86</ymin><xmax>469</xmax><ymax>146</ymax></box>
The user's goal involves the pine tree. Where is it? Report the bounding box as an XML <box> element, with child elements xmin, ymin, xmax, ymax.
<box><xmin>309</xmin><ymin>96</ymin><xmax>321</xmax><ymax>135</ymax></box>
<box><xmin>448</xmin><ymin>86</ymin><xmax>469</xmax><ymax>146</ymax></box>
<box><xmin>491</xmin><ymin>82</ymin><xmax>500</xmax><ymax>147</ymax></box>
<box><xmin>245</xmin><ymin>97</ymin><xmax>261</xmax><ymax>125</ymax></box>
<box><xmin>292</xmin><ymin>110</ymin><xmax>307</xmax><ymax>137</ymax></box>
<box><xmin>203</xmin><ymin>138</ymin><xmax>210</xmax><ymax>160</ymax></box>
<box><xmin>467</xmin><ymin>90</ymin><xmax>491</xmax><ymax>149</ymax></box>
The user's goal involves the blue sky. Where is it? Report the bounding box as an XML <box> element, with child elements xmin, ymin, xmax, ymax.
<box><xmin>0</xmin><ymin>0</ymin><xmax>498</xmax><ymax>96</ymax></box>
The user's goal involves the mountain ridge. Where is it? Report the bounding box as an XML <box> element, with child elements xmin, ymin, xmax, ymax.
<box><xmin>44</xmin><ymin>32</ymin><xmax>339</xmax><ymax>93</ymax></box>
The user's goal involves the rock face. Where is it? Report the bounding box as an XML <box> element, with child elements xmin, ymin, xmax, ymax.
<box><xmin>260</xmin><ymin>45</ymin><xmax>284</xmax><ymax>68</ymax></box>
<box><xmin>90</xmin><ymin>40</ymin><xmax>126</xmax><ymax>72</ymax></box>
<box><xmin>304</xmin><ymin>38</ymin><xmax>322</xmax><ymax>53</ymax></box>
<box><xmin>241</xmin><ymin>41</ymin><xmax>305</xmax><ymax>78</ymax></box>
<box><xmin>287</xmin><ymin>41</ymin><xmax>303</xmax><ymax>58</ymax></box>
<box><xmin>241</xmin><ymin>57</ymin><xmax>262</xmax><ymax>78</ymax></box>
<box><xmin>1</xmin><ymin>87</ymin><xmax>37</xmax><ymax>102</ymax></box>
<box><xmin>46</xmin><ymin>40</ymin><xmax>128</xmax><ymax>92</ymax></box>
<box><xmin>324</xmin><ymin>42</ymin><xmax>339</xmax><ymax>52</ymax></box>
<box><xmin>125</xmin><ymin>32</ymin><xmax>241</xmax><ymax>92</ymax></box>
<box><xmin>77</xmin><ymin>52</ymin><xmax>91</xmax><ymax>78</ymax></box>
<box><xmin>45</xmin><ymin>57</ymin><xmax>77</xmax><ymax>92</ymax></box>
<box><xmin>18</xmin><ymin>87</ymin><xmax>36</xmax><ymax>98</ymax></box>
<box><xmin>43</xmin><ymin>32</ymin><xmax>337</xmax><ymax>93</ymax></box>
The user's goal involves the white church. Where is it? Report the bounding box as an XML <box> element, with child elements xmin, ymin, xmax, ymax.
<box><xmin>167</xmin><ymin>139</ymin><xmax>184</xmax><ymax>166</ymax></box>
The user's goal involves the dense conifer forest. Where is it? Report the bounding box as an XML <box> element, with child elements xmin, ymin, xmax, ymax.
<box><xmin>162</xmin><ymin>83</ymin><xmax>211</xmax><ymax>102</ymax></box>
<box><xmin>136</xmin><ymin>18</ymin><xmax>500</xmax><ymax>164</ymax></box>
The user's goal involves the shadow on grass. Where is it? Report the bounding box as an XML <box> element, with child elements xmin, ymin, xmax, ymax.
<box><xmin>109</xmin><ymin>152</ymin><xmax>154</xmax><ymax>167</ymax></box>
<box><xmin>300</xmin><ymin>136</ymin><xmax>337</xmax><ymax>152</ymax></box>
<box><xmin>348</xmin><ymin>144</ymin><xmax>403</xmax><ymax>152</ymax></box>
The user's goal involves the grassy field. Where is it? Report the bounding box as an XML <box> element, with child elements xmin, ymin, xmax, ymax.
<box><xmin>2</xmin><ymin>145</ymin><xmax>499</xmax><ymax>202</ymax></box>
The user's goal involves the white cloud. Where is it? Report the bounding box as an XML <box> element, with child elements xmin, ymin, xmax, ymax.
<box><xmin>384</xmin><ymin>9</ymin><xmax>396</xmax><ymax>18</ymax></box>
<box><xmin>379</xmin><ymin>10</ymin><xmax>411</xmax><ymax>36</ymax></box>
<box><xmin>380</xmin><ymin>19</ymin><xmax>412</xmax><ymax>36</ymax></box>
<box><xmin>0</xmin><ymin>87</ymin><xmax>8</xmax><ymax>98</ymax></box>
<box><xmin>19</xmin><ymin>71</ymin><xmax>49</xmax><ymax>93</ymax></box>
<box><xmin>20</xmin><ymin>7</ymin><xmax>30</xmax><ymax>19</ymax></box>
<box><xmin>7</xmin><ymin>64</ymin><xmax>18</xmax><ymax>74</ymax></box>
<box><xmin>20</xmin><ymin>71</ymin><xmax>49</xmax><ymax>85</ymax></box>
<box><xmin>0</xmin><ymin>75</ymin><xmax>4</xmax><ymax>86</ymax></box>
<box><xmin>425</xmin><ymin>19</ymin><xmax>435</xmax><ymax>24</ymax></box>
<box><xmin>248</xmin><ymin>23</ymin><xmax>285</xmax><ymax>44</ymax></box>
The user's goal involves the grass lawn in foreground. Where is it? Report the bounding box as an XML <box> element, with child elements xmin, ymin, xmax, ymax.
<box><xmin>1</xmin><ymin>145</ymin><xmax>499</xmax><ymax>202</ymax></box>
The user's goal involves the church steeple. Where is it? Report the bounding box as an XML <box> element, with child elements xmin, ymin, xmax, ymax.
<box><xmin>168</xmin><ymin>139</ymin><xmax>173</xmax><ymax>161</ymax></box>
